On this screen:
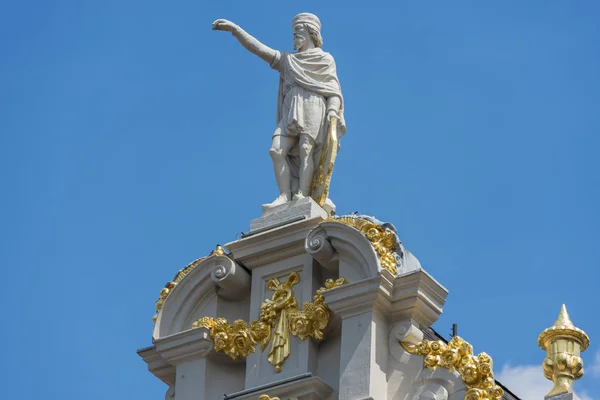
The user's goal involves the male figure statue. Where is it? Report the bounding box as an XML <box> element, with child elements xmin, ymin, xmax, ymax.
<box><xmin>212</xmin><ymin>13</ymin><xmax>346</xmax><ymax>209</ymax></box>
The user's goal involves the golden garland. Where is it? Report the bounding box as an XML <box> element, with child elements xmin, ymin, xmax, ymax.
<box><xmin>192</xmin><ymin>273</ymin><xmax>348</xmax><ymax>372</ymax></box>
<box><xmin>402</xmin><ymin>336</ymin><xmax>504</xmax><ymax>400</ymax></box>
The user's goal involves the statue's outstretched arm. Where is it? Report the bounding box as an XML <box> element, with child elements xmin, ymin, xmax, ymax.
<box><xmin>213</xmin><ymin>19</ymin><xmax>278</xmax><ymax>65</ymax></box>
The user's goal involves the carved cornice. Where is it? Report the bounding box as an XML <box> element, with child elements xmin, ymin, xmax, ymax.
<box><xmin>192</xmin><ymin>273</ymin><xmax>348</xmax><ymax>372</ymax></box>
<box><xmin>152</xmin><ymin>245</ymin><xmax>227</xmax><ymax>322</ymax></box>
<box><xmin>402</xmin><ymin>336</ymin><xmax>504</xmax><ymax>400</ymax></box>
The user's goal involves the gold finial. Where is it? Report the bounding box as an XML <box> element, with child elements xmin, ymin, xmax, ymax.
<box><xmin>538</xmin><ymin>304</ymin><xmax>590</xmax><ymax>397</ymax></box>
<box><xmin>554</xmin><ymin>304</ymin><xmax>575</xmax><ymax>328</ymax></box>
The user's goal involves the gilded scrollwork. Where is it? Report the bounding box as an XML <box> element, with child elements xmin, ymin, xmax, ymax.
<box><xmin>402</xmin><ymin>336</ymin><xmax>504</xmax><ymax>400</ymax></box>
<box><xmin>192</xmin><ymin>273</ymin><xmax>348</xmax><ymax>372</ymax></box>
<box><xmin>328</xmin><ymin>215</ymin><xmax>399</xmax><ymax>274</ymax></box>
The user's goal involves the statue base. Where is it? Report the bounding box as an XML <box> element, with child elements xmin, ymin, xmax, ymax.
<box><xmin>250</xmin><ymin>197</ymin><xmax>328</xmax><ymax>232</ymax></box>
<box><xmin>546</xmin><ymin>393</ymin><xmax>581</xmax><ymax>400</ymax></box>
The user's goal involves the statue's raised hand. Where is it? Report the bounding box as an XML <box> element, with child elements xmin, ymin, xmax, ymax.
<box><xmin>212</xmin><ymin>19</ymin><xmax>238</xmax><ymax>33</ymax></box>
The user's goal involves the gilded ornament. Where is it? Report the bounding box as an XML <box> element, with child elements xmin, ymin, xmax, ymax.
<box><xmin>257</xmin><ymin>396</ymin><xmax>298</xmax><ymax>400</ymax></box>
<box><xmin>402</xmin><ymin>336</ymin><xmax>504</xmax><ymax>400</ymax></box>
<box><xmin>265</xmin><ymin>272</ymin><xmax>300</xmax><ymax>372</ymax></box>
<box><xmin>538</xmin><ymin>304</ymin><xmax>589</xmax><ymax>397</ymax></box>
<box><xmin>289</xmin><ymin>277</ymin><xmax>347</xmax><ymax>341</ymax></box>
<box><xmin>192</xmin><ymin>273</ymin><xmax>348</xmax><ymax>372</ymax></box>
<box><xmin>311</xmin><ymin>116</ymin><xmax>339</xmax><ymax>207</ymax></box>
<box><xmin>328</xmin><ymin>215</ymin><xmax>398</xmax><ymax>274</ymax></box>
<box><xmin>152</xmin><ymin>245</ymin><xmax>228</xmax><ymax>322</ymax></box>
<box><xmin>210</xmin><ymin>245</ymin><xmax>227</xmax><ymax>256</ymax></box>
<box><xmin>152</xmin><ymin>256</ymin><xmax>206</xmax><ymax>322</ymax></box>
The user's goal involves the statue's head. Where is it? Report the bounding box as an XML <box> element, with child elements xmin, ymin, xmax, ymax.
<box><xmin>292</xmin><ymin>13</ymin><xmax>322</xmax><ymax>50</ymax></box>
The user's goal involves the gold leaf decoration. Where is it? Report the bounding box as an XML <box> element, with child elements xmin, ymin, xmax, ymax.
<box><xmin>402</xmin><ymin>336</ymin><xmax>504</xmax><ymax>400</ymax></box>
<box><xmin>538</xmin><ymin>304</ymin><xmax>589</xmax><ymax>397</ymax></box>
<box><xmin>289</xmin><ymin>277</ymin><xmax>347</xmax><ymax>341</ymax></box>
<box><xmin>310</xmin><ymin>116</ymin><xmax>339</xmax><ymax>207</ymax></box>
<box><xmin>192</xmin><ymin>273</ymin><xmax>348</xmax><ymax>372</ymax></box>
<box><xmin>152</xmin><ymin>256</ymin><xmax>206</xmax><ymax>323</ymax></box>
<box><xmin>328</xmin><ymin>215</ymin><xmax>398</xmax><ymax>274</ymax></box>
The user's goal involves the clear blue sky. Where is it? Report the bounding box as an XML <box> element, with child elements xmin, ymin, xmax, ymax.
<box><xmin>1</xmin><ymin>1</ymin><xmax>599</xmax><ymax>399</ymax></box>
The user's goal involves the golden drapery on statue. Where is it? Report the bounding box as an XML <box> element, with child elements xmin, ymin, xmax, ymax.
<box><xmin>311</xmin><ymin>116</ymin><xmax>339</xmax><ymax>208</ymax></box>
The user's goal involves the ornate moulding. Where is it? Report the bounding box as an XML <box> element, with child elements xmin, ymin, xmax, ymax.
<box><xmin>192</xmin><ymin>272</ymin><xmax>348</xmax><ymax>372</ymax></box>
<box><xmin>401</xmin><ymin>336</ymin><xmax>504</xmax><ymax>400</ymax></box>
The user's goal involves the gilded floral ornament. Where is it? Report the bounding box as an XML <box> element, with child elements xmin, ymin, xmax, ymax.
<box><xmin>192</xmin><ymin>273</ymin><xmax>348</xmax><ymax>372</ymax></box>
<box><xmin>152</xmin><ymin>245</ymin><xmax>228</xmax><ymax>322</ymax></box>
<box><xmin>402</xmin><ymin>336</ymin><xmax>504</xmax><ymax>400</ymax></box>
<box><xmin>328</xmin><ymin>215</ymin><xmax>399</xmax><ymax>274</ymax></box>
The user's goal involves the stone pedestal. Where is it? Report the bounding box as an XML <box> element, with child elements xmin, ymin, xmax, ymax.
<box><xmin>546</xmin><ymin>394</ymin><xmax>582</xmax><ymax>400</ymax></box>
<box><xmin>250</xmin><ymin>197</ymin><xmax>328</xmax><ymax>232</ymax></box>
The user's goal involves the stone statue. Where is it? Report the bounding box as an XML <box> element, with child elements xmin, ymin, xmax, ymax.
<box><xmin>212</xmin><ymin>13</ymin><xmax>345</xmax><ymax>210</ymax></box>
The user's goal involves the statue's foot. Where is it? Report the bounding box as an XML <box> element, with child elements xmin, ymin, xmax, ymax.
<box><xmin>292</xmin><ymin>191</ymin><xmax>307</xmax><ymax>201</ymax></box>
<box><xmin>262</xmin><ymin>192</ymin><xmax>291</xmax><ymax>210</ymax></box>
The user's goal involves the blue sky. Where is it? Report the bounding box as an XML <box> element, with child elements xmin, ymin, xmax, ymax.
<box><xmin>1</xmin><ymin>1</ymin><xmax>599</xmax><ymax>399</ymax></box>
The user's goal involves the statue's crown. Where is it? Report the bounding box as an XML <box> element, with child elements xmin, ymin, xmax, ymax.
<box><xmin>292</xmin><ymin>13</ymin><xmax>321</xmax><ymax>31</ymax></box>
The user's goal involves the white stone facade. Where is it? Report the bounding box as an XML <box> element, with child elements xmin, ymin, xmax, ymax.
<box><xmin>138</xmin><ymin>199</ymin><xmax>481</xmax><ymax>400</ymax></box>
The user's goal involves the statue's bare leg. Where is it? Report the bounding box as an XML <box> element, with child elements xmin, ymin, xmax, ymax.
<box><xmin>263</xmin><ymin>133</ymin><xmax>296</xmax><ymax>208</ymax></box>
<box><xmin>293</xmin><ymin>133</ymin><xmax>315</xmax><ymax>201</ymax></box>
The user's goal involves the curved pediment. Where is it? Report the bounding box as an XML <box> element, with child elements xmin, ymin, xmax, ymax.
<box><xmin>153</xmin><ymin>253</ymin><xmax>250</xmax><ymax>340</ymax></box>
<box><xmin>306</xmin><ymin>214</ymin><xmax>422</xmax><ymax>282</ymax></box>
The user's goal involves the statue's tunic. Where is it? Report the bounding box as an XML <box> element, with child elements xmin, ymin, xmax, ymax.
<box><xmin>270</xmin><ymin>48</ymin><xmax>346</xmax><ymax>145</ymax></box>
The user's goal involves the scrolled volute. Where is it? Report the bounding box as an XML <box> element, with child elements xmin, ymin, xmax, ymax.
<box><xmin>305</xmin><ymin>227</ymin><xmax>336</xmax><ymax>268</ymax></box>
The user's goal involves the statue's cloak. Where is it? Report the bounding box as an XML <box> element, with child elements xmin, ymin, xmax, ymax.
<box><xmin>275</xmin><ymin>48</ymin><xmax>346</xmax><ymax>137</ymax></box>
<box><xmin>270</xmin><ymin>48</ymin><xmax>346</xmax><ymax>198</ymax></box>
